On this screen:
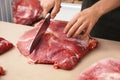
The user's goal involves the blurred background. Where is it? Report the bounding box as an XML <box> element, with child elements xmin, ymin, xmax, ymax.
<box><xmin>0</xmin><ymin>0</ymin><xmax>82</xmax><ymax>22</ymax></box>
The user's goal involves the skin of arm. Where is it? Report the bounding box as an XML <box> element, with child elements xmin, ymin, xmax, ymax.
<box><xmin>64</xmin><ymin>0</ymin><xmax>120</xmax><ymax>39</ymax></box>
<box><xmin>40</xmin><ymin>0</ymin><xmax>61</xmax><ymax>18</ymax></box>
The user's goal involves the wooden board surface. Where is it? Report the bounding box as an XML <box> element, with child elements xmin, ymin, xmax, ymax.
<box><xmin>0</xmin><ymin>21</ymin><xmax>120</xmax><ymax>80</ymax></box>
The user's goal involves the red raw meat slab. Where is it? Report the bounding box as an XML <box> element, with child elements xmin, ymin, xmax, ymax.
<box><xmin>17</xmin><ymin>20</ymin><xmax>98</xmax><ymax>70</ymax></box>
<box><xmin>13</xmin><ymin>0</ymin><xmax>43</xmax><ymax>25</ymax></box>
<box><xmin>0</xmin><ymin>37</ymin><xmax>14</xmax><ymax>54</ymax></box>
<box><xmin>78</xmin><ymin>58</ymin><xmax>120</xmax><ymax>80</ymax></box>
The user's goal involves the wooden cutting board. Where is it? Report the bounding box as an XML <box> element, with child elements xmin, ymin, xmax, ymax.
<box><xmin>0</xmin><ymin>21</ymin><xmax>120</xmax><ymax>80</ymax></box>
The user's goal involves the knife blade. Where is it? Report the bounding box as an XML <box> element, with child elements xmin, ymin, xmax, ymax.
<box><xmin>29</xmin><ymin>13</ymin><xmax>51</xmax><ymax>53</ymax></box>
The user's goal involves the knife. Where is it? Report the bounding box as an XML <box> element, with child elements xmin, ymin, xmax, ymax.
<box><xmin>29</xmin><ymin>9</ymin><xmax>52</xmax><ymax>53</ymax></box>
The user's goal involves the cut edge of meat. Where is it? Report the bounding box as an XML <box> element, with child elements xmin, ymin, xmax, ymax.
<box><xmin>0</xmin><ymin>66</ymin><xmax>5</xmax><ymax>75</ymax></box>
<box><xmin>0</xmin><ymin>37</ymin><xmax>14</xmax><ymax>54</ymax></box>
<box><xmin>88</xmin><ymin>37</ymin><xmax>98</xmax><ymax>50</ymax></box>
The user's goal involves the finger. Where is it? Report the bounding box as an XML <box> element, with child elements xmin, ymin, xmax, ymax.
<box><xmin>64</xmin><ymin>15</ymin><xmax>79</xmax><ymax>34</ymax></box>
<box><xmin>40</xmin><ymin>2</ymin><xmax>48</xmax><ymax>18</ymax></box>
<box><xmin>66</xmin><ymin>19</ymin><xmax>82</xmax><ymax>37</ymax></box>
<box><xmin>51</xmin><ymin>0</ymin><xmax>61</xmax><ymax>18</ymax></box>
<box><xmin>72</xmin><ymin>22</ymin><xmax>87</xmax><ymax>38</ymax></box>
<box><xmin>81</xmin><ymin>24</ymin><xmax>93</xmax><ymax>39</ymax></box>
<box><xmin>42</xmin><ymin>8</ymin><xmax>48</xmax><ymax>18</ymax></box>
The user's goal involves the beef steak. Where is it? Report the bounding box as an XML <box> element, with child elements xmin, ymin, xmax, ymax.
<box><xmin>17</xmin><ymin>20</ymin><xmax>98</xmax><ymax>70</ymax></box>
<box><xmin>13</xmin><ymin>0</ymin><xmax>43</xmax><ymax>25</ymax></box>
<box><xmin>78</xmin><ymin>58</ymin><xmax>120</xmax><ymax>80</ymax></box>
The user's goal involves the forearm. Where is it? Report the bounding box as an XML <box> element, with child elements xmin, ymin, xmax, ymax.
<box><xmin>90</xmin><ymin>0</ymin><xmax>120</xmax><ymax>16</ymax></box>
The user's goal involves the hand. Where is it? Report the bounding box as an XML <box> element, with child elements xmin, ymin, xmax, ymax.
<box><xmin>40</xmin><ymin>0</ymin><xmax>61</xmax><ymax>18</ymax></box>
<box><xmin>64</xmin><ymin>7</ymin><xmax>101</xmax><ymax>39</ymax></box>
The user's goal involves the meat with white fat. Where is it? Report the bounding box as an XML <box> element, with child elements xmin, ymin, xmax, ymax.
<box><xmin>17</xmin><ymin>20</ymin><xmax>98</xmax><ymax>70</ymax></box>
<box><xmin>78</xmin><ymin>58</ymin><xmax>120</xmax><ymax>80</ymax></box>
<box><xmin>13</xmin><ymin>0</ymin><xmax>43</xmax><ymax>25</ymax></box>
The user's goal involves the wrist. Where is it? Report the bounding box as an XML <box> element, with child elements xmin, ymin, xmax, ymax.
<box><xmin>89</xmin><ymin>6</ymin><xmax>103</xmax><ymax>19</ymax></box>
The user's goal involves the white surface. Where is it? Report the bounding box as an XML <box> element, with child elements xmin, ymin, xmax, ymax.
<box><xmin>55</xmin><ymin>3</ymin><xmax>81</xmax><ymax>21</ymax></box>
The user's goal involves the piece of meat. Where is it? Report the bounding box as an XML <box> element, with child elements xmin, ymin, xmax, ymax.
<box><xmin>17</xmin><ymin>20</ymin><xmax>98</xmax><ymax>70</ymax></box>
<box><xmin>0</xmin><ymin>37</ymin><xmax>14</xmax><ymax>54</ymax></box>
<box><xmin>0</xmin><ymin>66</ymin><xmax>4</xmax><ymax>75</ymax></box>
<box><xmin>78</xmin><ymin>58</ymin><xmax>120</xmax><ymax>80</ymax></box>
<box><xmin>13</xmin><ymin>0</ymin><xmax>43</xmax><ymax>25</ymax></box>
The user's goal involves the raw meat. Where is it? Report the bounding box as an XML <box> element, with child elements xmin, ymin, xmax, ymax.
<box><xmin>13</xmin><ymin>0</ymin><xmax>43</xmax><ymax>25</ymax></box>
<box><xmin>17</xmin><ymin>20</ymin><xmax>98</xmax><ymax>70</ymax></box>
<box><xmin>0</xmin><ymin>37</ymin><xmax>14</xmax><ymax>54</ymax></box>
<box><xmin>78</xmin><ymin>58</ymin><xmax>120</xmax><ymax>80</ymax></box>
<box><xmin>0</xmin><ymin>66</ymin><xmax>4</xmax><ymax>75</ymax></box>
